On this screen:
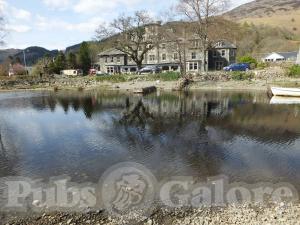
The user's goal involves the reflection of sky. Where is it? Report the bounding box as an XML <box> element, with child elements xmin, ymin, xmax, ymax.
<box><xmin>1</xmin><ymin>91</ymin><xmax>300</xmax><ymax>191</ymax></box>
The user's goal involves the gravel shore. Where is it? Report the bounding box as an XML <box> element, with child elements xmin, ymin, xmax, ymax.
<box><xmin>4</xmin><ymin>203</ymin><xmax>300</xmax><ymax>225</ymax></box>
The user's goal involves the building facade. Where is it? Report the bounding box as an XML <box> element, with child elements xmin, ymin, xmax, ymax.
<box><xmin>98</xmin><ymin>24</ymin><xmax>237</xmax><ymax>74</ymax></box>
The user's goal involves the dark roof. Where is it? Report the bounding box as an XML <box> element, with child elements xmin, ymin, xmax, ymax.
<box><xmin>98</xmin><ymin>48</ymin><xmax>125</xmax><ymax>56</ymax></box>
<box><xmin>213</xmin><ymin>40</ymin><xmax>237</xmax><ymax>49</ymax></box>
<box><xmin>278</xmin><ymin>52</ymin><xmax>298</xmax><ymax>59</ymax></box>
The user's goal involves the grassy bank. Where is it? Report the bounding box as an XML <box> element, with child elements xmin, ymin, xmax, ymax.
<box><xmin>95</xmin><ymin>72</ymin><xmax>181</xmax><ymax>83</ymax></box>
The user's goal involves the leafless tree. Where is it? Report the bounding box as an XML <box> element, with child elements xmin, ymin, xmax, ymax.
<box><xmin>162</xmin><ymin>22</ymin><xmax>189</xmax><ymax>76</ymax></box>
<box><xmin>95</xmin><ymin>11</ymin><xmax>160</xmax><ymax>70</ymax></box>
<box><xmin>176</xmin><ymin>0</ymin><xmax>231</xmax><ymax>71</ymax></box>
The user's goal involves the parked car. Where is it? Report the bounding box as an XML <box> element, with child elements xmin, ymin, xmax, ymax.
<box><xmin>223</xmin><ymin>63</ymin><xmax>250</xmax><ymax>72</ymax></box>
<box><xmin>138</xmin><ymin>65</ymin><xmax>162</xmax><ymax>74</ymax></box>
<box><xmin>89</xmin><ymin>69</ymin><xmax>97</xmax><ymax>76</ymax></box>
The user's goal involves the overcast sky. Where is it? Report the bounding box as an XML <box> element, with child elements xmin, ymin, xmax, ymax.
<box><xmin>0</xmin><ymin>0</ymin><xmax>252</xmax><ymax>50</ymax></box>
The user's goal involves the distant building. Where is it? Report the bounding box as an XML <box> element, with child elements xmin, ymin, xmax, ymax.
<box><xmin>97</xmin><ymin>23</ymin><xmax>237</xmax><ymax>74</ymax></box>
<box><xmin>60</xmin><ymin>69</ymin><xmax>83</xmax><ymax>76</ymax></box>
<box><xmin>262</xmin><ymin>51</ymin><xmax>298</xmax><ymax>63</ymax></box>
<box><xmin>296</xmin><ymin>47</ymin><xmax>300</xmax><ymax>65</ymax></box>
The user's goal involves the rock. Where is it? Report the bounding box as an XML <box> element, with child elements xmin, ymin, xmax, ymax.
<box><xmin>67</xmin><ymin>218</ymin><xmax>73</xmax><ymax>224</ymax></box>
<box><xmin>32</xmin><ymin>200</ymin><xmax>41</xmax><ymax>207</ymax></box>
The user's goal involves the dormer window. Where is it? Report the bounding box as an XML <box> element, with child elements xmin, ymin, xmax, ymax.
<box><xmin>216</xmin><ymin>41</ymin><xmax>224</xmax><ymax>47</ymax></box>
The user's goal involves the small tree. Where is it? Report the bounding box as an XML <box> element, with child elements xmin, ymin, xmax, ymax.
<box><xmin>67</xmin><ymin>52</ymin><xmax>77</xmax><ymax>69</ymax></box>
<box><xmin>52</xmin><ymin>51</ymin><xmax>66</xmax><ymax>74</ymax></box>
<box><xmin>78</xmin><ymin>42</ymin><xmax>91</xmax><ymax>74</ymax></box>
<box><xmin>95</xmin><ymin>11</ymin><xmax>160</xmax><ymax>70</ymax></box>
<box><xmin>238</xmin><ymin>55</ymin><xmax>258</xmax><ymax>68</ymax></box>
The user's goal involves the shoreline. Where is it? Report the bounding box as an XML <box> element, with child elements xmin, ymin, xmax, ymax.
<box><xmin>5</xmin><ymin>202</ymin><xmax>300</xmax><ymax>225</ymax></box>
<box><xmin>0</xmin><ymin>78</ymin><xmax>295</xmax><ymax>93</ymax></box>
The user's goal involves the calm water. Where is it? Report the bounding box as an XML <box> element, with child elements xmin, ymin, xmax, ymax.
<box><xmin>0</xmin><ymin>90</ymin><xmax>300</xmax><ymax>190</ymax></box>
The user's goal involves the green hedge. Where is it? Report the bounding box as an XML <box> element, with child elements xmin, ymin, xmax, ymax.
<box><xmin>288</xmin><ymin>65</ymin><xmax>300</xmax><ymax>77</ymax></box>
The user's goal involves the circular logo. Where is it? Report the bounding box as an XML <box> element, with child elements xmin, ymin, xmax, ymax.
<box><xmin>99</xmin><ymin>162</ymin><xmax>157</xmax><ymax>216</ymax></box>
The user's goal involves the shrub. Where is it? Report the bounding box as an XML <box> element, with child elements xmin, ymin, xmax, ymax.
<box><xmin>256</xmin><ymin>62</ymin><xmax>269</xmax><ymax>69</ymax></box>
<box><xmin>288</xmin><ymin>65</ymin><xmax>300</xmax><ymax>77</ymax></box>
<box><xmin>231</xmin><ymin>71</ymin><xmax>254</xmax><ymax>81</ymax></box>
<box><xmin>237</xmin><ymin>55</ymin><xmax>258</xmax><ymax>68</ymax></box>
<box><xmin>147</xmin><ymin>72</ymin><xmax>181</xmax><ymax>81</ymax></box>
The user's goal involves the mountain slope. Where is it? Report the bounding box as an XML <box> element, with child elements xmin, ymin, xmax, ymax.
<box><xmin>0</xmin><ymin>49</ymin><xmax>21</xmax><ymax>63</ymax></box>
<box><xmin>14</xmin><ymin>46</ymin><xmax>59</xmax><ymax>66</ymax></box>
<box><xmin>226</xmin><ymin>0</ymin><xmax>300</xmax><ymax>36</ymax></box>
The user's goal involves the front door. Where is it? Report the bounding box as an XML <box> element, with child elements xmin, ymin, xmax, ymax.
<box><xmin>215</xmin><ymin>61</ymin><xmax>223</xmax><ymax>70</ymax></box>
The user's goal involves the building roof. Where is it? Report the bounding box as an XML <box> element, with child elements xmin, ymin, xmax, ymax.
<box><xmin>213</xmin><ymin>40</ymin><xmax>237</xmax><ymax>49</ymax></box>
<box><xmin>278</xmin><ymin>52</ymin><xmax>298</xmax><ymax>59</ymax></box>
<box><xmin>98</xmin><ymin>48</ymin><xmax>125</xmax><ymax>56</ymax></box>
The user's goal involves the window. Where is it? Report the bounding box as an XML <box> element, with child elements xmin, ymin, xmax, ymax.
<box><xmin>191</xmin><ymin>52</ymin><xmax>196</xmax><ymax>59</ymax></box>
<box><xmin>162</xmin><ymin>53</ymin><xmax>167</xmax><ymax>61</ymax></box>
<box><xmin>161</xmin><ymin>44</ymin><xmax>166</xmax><ymax>49</ymax></box>
<box><xmin>221</xmin><ymin>50</ymin><xmax>226</xmax><ymax>57</ymax></box>
<box><xmin>216</xmin><ymin>41</ymin><xmax>224</xmax><ymax>47</ymax></box>
<box><xmin>193</xmin><ymin>41</ymin><xmax>199</xmax><ymax>48</ymax></box>
<box><xmin>189</xmin><ymin>62</ymin><xmax>198</xmax><ymax>71</ymax></box>
<box><xmin>105</xmin><ymin>57</ymin><xmax>108</xmax><ymax>63</ymax></box>
<box><xmin>213</xmin><ymin>51</ymin><xmax>217</xmax><ymax>57</ymax></box>
<box><xmin>194</xmin><ymin>62</ymin><xmax>198</xmax><ymax>70</ymax></box>
<box><xmin>111</xmin><ymin>57</ymin><xmax>114</xmax><ymax>62</ymax></box>
<box><xmin>117</xmin><ymin>56</ymin><xmax>120</xmax><ymax>63</ymax></box>
<box><xmin>230</xmin><ymin>50</ymin><xmax>236</xmax><ymax>57</ymax></box>
<box><xmin>107</xmin><ymin>67</ymin><xmax>114</xmax><ymax>74</ymax></box>
<box><xmin>149</xmin><ymin>55</ymin><xmax>155</xmax><ymax>61</ymax></box>
<box><xmin>174</xmin><ymin>53</ymin><xmax>178</xmax><ymax>60</ymax></box>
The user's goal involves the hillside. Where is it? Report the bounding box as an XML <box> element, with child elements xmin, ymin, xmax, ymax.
<box><xmin>13</xmin><ymin>47</ymin><xmax>58</xmax><ymax>66</ymax></box>
<box><xmin>0</xmin><ymin>49</ymin><xmax>21</xmax><ymax>63</ymax></box>
<box><xmin>226</xmin><ymin>0</ymin><xmax>300</xmax><ymax>36</ymax></box>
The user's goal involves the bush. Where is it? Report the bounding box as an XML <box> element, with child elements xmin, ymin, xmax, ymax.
<box><xmin>256</xmin><ymin>62</ymin><xmax>269</xmax><ymax>69</ymax></box>
<box><xmin>231</xmin><ymin>71</ymin><xmax>254</xmax><ymax>81</ymax></box>
<box><xmin>288</xmin><ymin>65</ymin><xmax>300</xmax><ymax>77</ymax></box>
<box><xmin>238</xmin><ymin>55</ymin><xmax>258</xmax><ymax>68</ymax></box>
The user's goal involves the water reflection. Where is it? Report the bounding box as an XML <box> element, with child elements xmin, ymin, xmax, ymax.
<box><xmin>0</xmin><ymin>90</ymin><xmax>300</xmax><ymax>191</ymax></box>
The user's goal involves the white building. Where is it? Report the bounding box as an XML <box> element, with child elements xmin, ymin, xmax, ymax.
<box><xmin>263</xmin><ymin>51</ymin><xmax>298</xmax><ymax>63</ymax></box>
<box><xmin>296</xmin><ymin>47</ymin><xmax>300</xmax><ymax>65</ymax></box>
<box><xmin>60</xmin><ymin>69</ymin><xmax>83</xmax><ymax>76</ymax></box>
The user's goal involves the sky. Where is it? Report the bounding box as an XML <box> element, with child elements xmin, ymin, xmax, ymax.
<box><xmin>0</xmin><ymin>0</ymin><xmax>252</xmax><ymax>50</ymax></box>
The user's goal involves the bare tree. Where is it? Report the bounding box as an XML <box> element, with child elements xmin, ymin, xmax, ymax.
<box><xmin>163</xmin><ymin>22</ymin><xmax>189</xmax><ymax>76</ymax></box>
<box><xmin>95</xmin><ymin>11</ymin><xmax>160</xmax><ymax>70</ymax></box>
<box><xmin>176</xmin><ymin>0</ymin><xmax>230</xmax><ymax>71</ymax></box>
